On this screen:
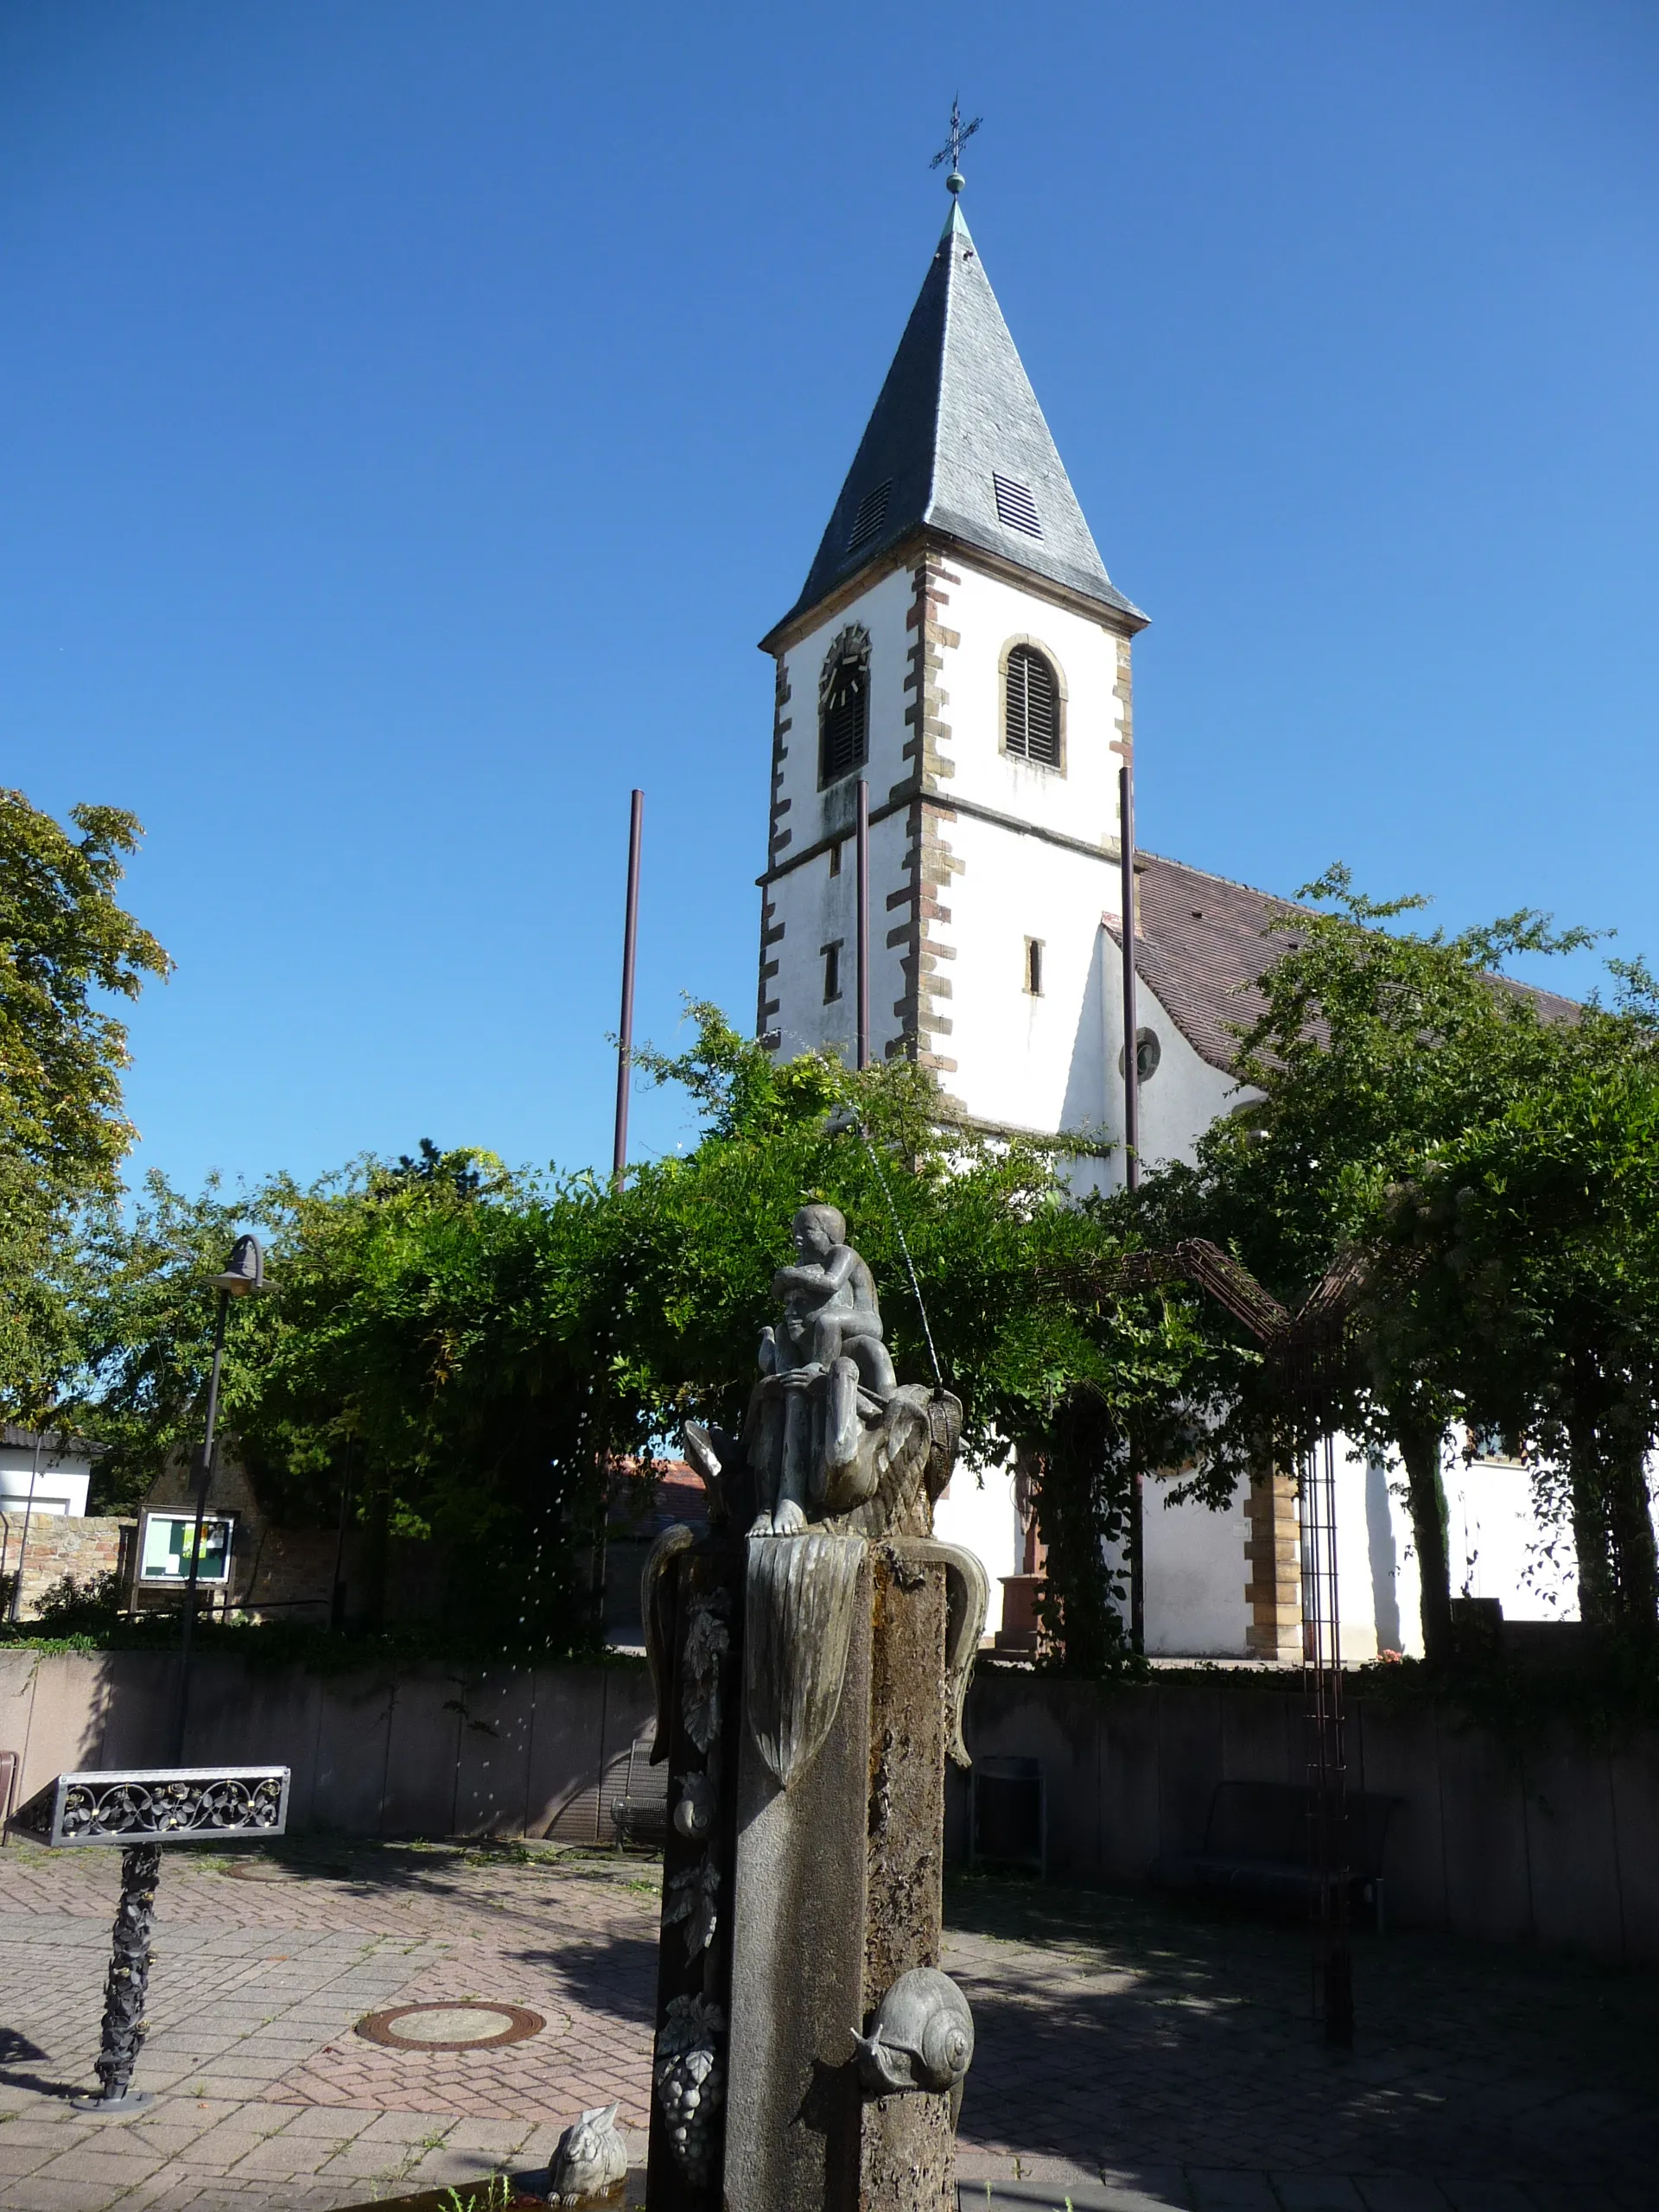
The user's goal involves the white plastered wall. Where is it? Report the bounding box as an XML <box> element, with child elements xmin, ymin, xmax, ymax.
<box><xmin>766</xmin><ymin>808</ymin><xmax>912</xmax><ymax>1065</ymax></box>
<box><xmin>931</xmin><ymin>1453</ymin><xmax>1019</xmax><ymax>1637</ymax></box>
<box><xmin>0</xmin><ymin>1446</ymin><xmax>92</xmax><ymax>1518</ymax></box>
<box><xmin>1095</xmin><ymin>959</ymin><xmax>1254</xmax><ymax>1194</ymax></box>
<box><xmin>939</xmin><ymin>810</ymin><xmax>1116</xmax><ymax>1134</ymax></box>
<box><xmin>764</xmin><ymin>564</ymin><xmax>916</xmax><ymax>1065</ymax></box>
<box><xmin>930</xmin><ymin>562</ymin><xmax>1124</xmax><ymax>849</ymax></box>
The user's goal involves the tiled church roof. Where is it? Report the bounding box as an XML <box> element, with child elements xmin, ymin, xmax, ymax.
<box><xmin>775</xmin><ymin>201</ymin><xmax>1143</xmax><ymax>632</ymax></box>
<box><xmin>1109</xmin><ymin>853</ymin><xmax>1580</xmax><ymax>1077</ymax></box>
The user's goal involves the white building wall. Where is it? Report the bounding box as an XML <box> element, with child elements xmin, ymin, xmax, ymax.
<box><xmin>1445</xmin><ymin>1454</ymin><xmax>1580</xmax><ymax>1622</ymax></box>
<box><xmin>1320</xmin><ymin>1438</ymin><xmax>1631</xmax><ymax>1662</ymax></box>
<box><xmin>931</xmin><ymin>1455</ymin><xmax>1019</xmax><ymax>1638</ymax></box>
<box><xmin>940</xmin><ymin>810</ymin><xmax>1116</xmax><ymax>1135</ymax></box>
<box><xmin>1095</xmin><ymin>961</ymin><xmax>1254</xmax><ymax>1194</ymax></box>
<box><xmin>1142</xmin><ymin>1477</ymin><xmax>1253</xmax><ymax>1656</ymax></box>
<box><xmin>927</xmin><ymin>563</ymin><xmax>1124</xmax><ymax>849</ymax></box>
<box><xmin>0</xmin><ymin>1445</ymin><xmax>92</xmax><ymax>1518</ymax></box>
<box><xmin>766</xmin><ymin>805</ymin><xmax>912</xmax><ymax>1065</ymax></box>
<box><xmin>765</xmin><ymin>563</ymin><xmax>916</xmax><ymax>1065</ymax></box>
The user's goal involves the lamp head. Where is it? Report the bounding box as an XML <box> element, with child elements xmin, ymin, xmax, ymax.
<box><xmin>211</xmin><ymin>1234</ymin><xmax>267</xmax><ymax>1298</ymax></box>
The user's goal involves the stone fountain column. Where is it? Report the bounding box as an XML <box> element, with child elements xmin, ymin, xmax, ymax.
<box><xmin>645</xmin><ymin>1529</ymin><xmax>980</xmax><ymax>2212</ymax></box>
<box><xmin>639</xmin><ymin>1210</ymin><xmax>986</xmax><ymax>2212</ymax></box>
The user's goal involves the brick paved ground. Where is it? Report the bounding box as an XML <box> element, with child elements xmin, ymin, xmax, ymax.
<box><xmin>0</xmin><ymin>1837</ymin><xmax>657</xmax><ymax>2211</ymax></box>
<box><xmin>1</xmin><ymin>1837</ymin><xmax>1656</xmax><ymax>2209</ymax></box>
<box><xmin>945</xmin><ymin>1877</ymin><xmax>1659</xmax><ymax>2209</ymax></box>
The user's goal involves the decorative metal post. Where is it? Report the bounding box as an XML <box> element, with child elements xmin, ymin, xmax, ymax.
<box><xmin>86</xmin><ymin>1844</ymin><xmax>162</xmax><ymax>2108</ymax></box>
<box><xmin>172</xmin><ymin>1236</ymin><xmax>268</xmax><ymax>1763</ymax></box>
<box><xmin>9</xmin><ymin>1764</ymin><xmax>290</xmax><ymax>2113</ymax></box>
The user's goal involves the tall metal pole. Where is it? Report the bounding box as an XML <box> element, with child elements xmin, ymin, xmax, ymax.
<box><xmin>1118</xmin><ymin>760</ymin><xmax>1141</xmax><ymax>1192</ymax></box>
<box><xmin>328</xmin><ymin>1440</ymin><xmax>354</xmax><ymax>1634</ymax></box>
<box><xmin>171</xmin><ymin>1289</ymin><xmax>229</xmax><ymax>1763</ymax></box>
<box><xmin>8</xmin><ymin>1427</ymin><xmax>43</xmax><ymax>1624</ymax></box>
<box><xmin>1119</xmin><ymin>758</ymin><xmax>1146</xmax><ymax>1654</ymax></box>
<box><xmin>855</xmin><ymin>778</ymin><xmax>871</xmax><ymax>1071</ymax></box>
<box><xmin>613</xmin><ymin>789</ymin><xmax>645</xmax><ymax>1183</ymax></box>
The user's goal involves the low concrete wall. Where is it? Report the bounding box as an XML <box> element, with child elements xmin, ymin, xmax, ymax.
<box><xmin>949</xmin><ymin>1669</ymin><xmax>1659</xmax><ymax>1967</ymax></box>
<box><xmin>3</xmin><ymin>1649</ymin><xmax>1655</xmax><ymax>1967</ymax></box>
<box><xmin>0</xmin><ymin>1649</ymin><xmax>656</xmax><ymax>1844</ymax></box>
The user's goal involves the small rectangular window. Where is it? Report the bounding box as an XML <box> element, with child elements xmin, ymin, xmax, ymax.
<box><xmin>829</xmin><ymin>841</ymin><xmax>842</xmax><ymax>877</ymax></box>
<box><xmin>1024</xmin><ymin>938</ymin><xmax>1044</xmax><ymax>996</ymax></box>
<box><xmin>1469</xmin><ymin>1427</ymin><xmax>1520</xmax><ymax>1464</ymax></box>
<box><xmin>823</xmin><ymin>942</ymin><xmax>842</xmax><ymax>1003</ymax></box>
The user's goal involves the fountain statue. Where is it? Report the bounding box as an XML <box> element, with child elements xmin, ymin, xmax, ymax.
<box><xmin>639</xmin><ymin>1205</ymin><xmax>988</xmax><ymax>2212</ymax></box>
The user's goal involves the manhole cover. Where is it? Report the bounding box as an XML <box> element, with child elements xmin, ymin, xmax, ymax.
<box><xmin>354</xmin><ymin>2002</ymin><xmax>544</xmax><ymax>2052</ymax></box>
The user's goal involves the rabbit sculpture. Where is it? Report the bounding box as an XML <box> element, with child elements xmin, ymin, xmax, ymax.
<box><xmin>548</xmin><ymin>2101</ymin><xmax>627</xmax><ymax>2208</ymax></box>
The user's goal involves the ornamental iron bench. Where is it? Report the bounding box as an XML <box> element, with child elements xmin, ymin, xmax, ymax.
<box><xmin>8</xmin><ymin>1764</ymin><xmax>290</xmax><ymax>2109</ymax></box>
<box><xmin>1149</xmin><ymin>1778</ymin><xmax>1400</xmax><ymax>1932</ymax></box>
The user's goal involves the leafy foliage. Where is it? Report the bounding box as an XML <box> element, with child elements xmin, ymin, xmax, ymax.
<box><xmin>68</xmin><ymin>1008</ymin><xmax>1205</xmax><ymax>1665</ymax></box>
<box><xmin>1372</xmin><ymin>966</ymin><xmax>1659</xmax><ymax>1633</ymax></box>
<box><xmin>0</xmin><ymin>790</ymin><xmax>171</xmax><ymax>1192</ymax></box>
<box><xmin>1127</xmin><ymin>866</ymin><xmax>1659</xmax><ymax>1656</ymax></box>
<box><xmin>0</xmin><ymin>790</ymin><xmax>170</xmax><ymax>1419</ymax></box>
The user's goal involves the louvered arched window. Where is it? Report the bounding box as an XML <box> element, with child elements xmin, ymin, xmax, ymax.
<box><xmin>819</xmin><ymin>626</ymin><xmax>870</xmax><ymax>787</ymax></box>
<box><xmin>1004</xmin><ymin>644</ymin><xmax>1062</xmax><ymax>768</ymax></box>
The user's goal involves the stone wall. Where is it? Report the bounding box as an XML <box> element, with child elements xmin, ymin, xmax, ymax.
<box><xmin>0</xmin><ymin>1516</ymin><xmax>134</xmax><ymax>1619</ymax></box>
<box><xmin>949</xmin><ymin>1667</ymin><xmax>1659</xmax><ymax>1967</ymax></box>
<box><xmin>3</xmin><ymin>1649</ymin><xmax>1655</xmax><ymax>1967</ymax></box>
<box><xmin>0</xmin><ymin>1647</ymin><xmax>657</xmax><ymax>1844</ymax></box>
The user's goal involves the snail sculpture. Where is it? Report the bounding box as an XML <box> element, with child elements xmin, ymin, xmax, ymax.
<box><xmin>854</xmin><ymin>1967</ymin><xmax>975</xmax><ymax>2098</ymax></box>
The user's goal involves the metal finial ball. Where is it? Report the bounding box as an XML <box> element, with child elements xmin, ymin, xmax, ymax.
<box><xmin>946</xmin><ymin>169</ymin><xmax>964</xmax><ymax>195</ymax></box>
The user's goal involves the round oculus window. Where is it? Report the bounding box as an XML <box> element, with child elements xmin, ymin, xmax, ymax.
<box><xmin>1117</xmin><ymin>1027</ymin><xmax>1161</xmax><ymax>1084</ymax></box>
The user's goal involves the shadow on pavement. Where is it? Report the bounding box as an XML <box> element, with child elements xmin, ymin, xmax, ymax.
<box><xmin>946</xmin><ymin>1872</ymin><xmax>1659</xmax><ymax>2202</ymax></box>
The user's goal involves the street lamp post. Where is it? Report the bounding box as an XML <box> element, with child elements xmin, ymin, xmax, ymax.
<box><xmin>169</xmin><ymin>1235</ymin><xmax>267</xmax><ymax>1762</ymax></box>
<box><xmin>7</xmin><ymin>1426</ymin><xmax>44</xmax><ymax>1624</ymax></box>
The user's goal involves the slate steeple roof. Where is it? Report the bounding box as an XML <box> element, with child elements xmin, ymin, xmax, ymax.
<box><xmin>778</xmin><ymin>200</ymin><xmax>1143</xmax><ymax>631</ymax></box>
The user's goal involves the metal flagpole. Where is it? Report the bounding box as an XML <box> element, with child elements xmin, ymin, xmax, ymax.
<box><xmin>1118</xmin><ymin>756</ymin><xmax>1146</xmax><ymax>1654</ymax></box>
<box><xmin>1117</xmin><ymin>760</ymin><xmax>1141</xmax><ymax>1190</ymax></box>
<box><xmin>613</xmin><ymin>789</ymin><xmax>645</xmax><ymax>1183</ymax></box>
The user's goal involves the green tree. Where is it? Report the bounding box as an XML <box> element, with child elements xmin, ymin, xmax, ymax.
<box><xmin>1128</xmin><ymin>868</ymin><xmax>1594</xmax><ymax>1664</ymax></box>
<box><xmin>73</xmin><ymin>1009</ymin><xmax>1206</xmax><ymax>1664</ymax></box>
<box><xmin>1376</xmin><ymin>968</ymin><xmax>1659</xmax><ymax>1636</ymax></box>
<box><xmin>0</xmin><ymin>790</ymin><xmax>170</xmax><ymax>1417</ymax></box>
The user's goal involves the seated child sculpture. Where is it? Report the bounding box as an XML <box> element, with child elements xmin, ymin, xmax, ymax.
<box><xmin>751</xmin><ymin>1205</ymin><xmax>896</xmax><ymax>1535</ymax></box>
<box><xmin>768</xmin><ymin>1202</ymin><xmax>896</xmax><ymax>1395</ymax></box>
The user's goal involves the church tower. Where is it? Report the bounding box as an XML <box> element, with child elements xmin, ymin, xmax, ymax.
<box><xmin>756</xmin><ymin>181</ymin><xmax>1147</xmax><ymax>1149</ymax></box>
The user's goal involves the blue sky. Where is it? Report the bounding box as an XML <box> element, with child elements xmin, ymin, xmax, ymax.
<box><xmin>4</xmin><ymin>2</ymin><xmax>1656</xmax><ymax>1198</ymax></box>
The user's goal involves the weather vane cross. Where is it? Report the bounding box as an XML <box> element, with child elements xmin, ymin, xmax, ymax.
<box><xmin>930</xmin><ymin>95</ymin><xmax>982</xmax><ymax>193</ymax></box>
